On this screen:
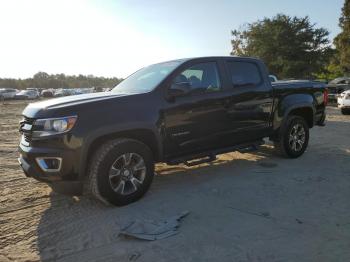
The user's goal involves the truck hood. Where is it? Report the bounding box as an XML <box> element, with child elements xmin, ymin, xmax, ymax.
<box><xmin>23</xmin><ymin>92</ymin><xmax>128</xmax><ymax>118</ymax></box>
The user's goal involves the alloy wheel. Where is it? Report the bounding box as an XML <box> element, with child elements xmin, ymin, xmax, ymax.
<box><xmin>108</xmin><ymin>153</ymin><xmax>146</xmax><ymax>195</ymax></box>
<box><xmin>288</xmin><ymin>123</ymin><xmax>306</xmax><ymax>152</ymax></box>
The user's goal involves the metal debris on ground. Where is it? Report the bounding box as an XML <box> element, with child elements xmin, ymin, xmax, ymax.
<box><xmin>119</xmin><ymin>211</ymin><xmax>190</xmax><ymax>241</ymax></box>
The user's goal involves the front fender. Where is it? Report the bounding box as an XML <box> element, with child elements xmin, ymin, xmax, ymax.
<box><xmin>78</xmin><ymin>122</ymin><xmax>163</xmax><ymax>179</ymax></box>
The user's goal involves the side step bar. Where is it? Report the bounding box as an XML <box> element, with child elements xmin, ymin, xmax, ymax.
<box><xmin>184</xmin><ymin>154</ymin><xmax>217</xmax><ymax>167</ymax></box>
<box><xmin>167</xmin><ymin>140</ymin><xmax>264</xmax><ymax>167</ymax></box>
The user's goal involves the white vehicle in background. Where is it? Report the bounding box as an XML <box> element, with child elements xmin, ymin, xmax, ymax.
<box><xmin>15</xmin><ymin>90</ymin><xmax>39</xmax><ymax>100</ymax></box>
<box><xmin>54</xmin><ymin>88</ymin><xmax>80</xmax><ymax>97</ymax></box>
<box><xmin>338</xmin><ymin>90</ymin><xmax>350</xmax><ymax>115</ymax></box>
<box><xmin>0</xmin><ymin>88</ymin><xmax>17</xmax><ymax>99</ymax></box>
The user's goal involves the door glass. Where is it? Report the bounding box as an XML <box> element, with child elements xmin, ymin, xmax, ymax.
<box><xmin>173</xmin><ymin>62</ymin><xmax>221</xmax><ymax>94</ymax></box>
<box><xmin>227</xmin><ymin>61</ymin><xmax>262</xmax><ymax>87</ymax></box>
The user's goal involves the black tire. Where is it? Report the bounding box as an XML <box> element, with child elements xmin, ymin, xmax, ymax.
<box><xmin>273</xmin><ymin>115</ymin><xmax>309</xmax><ymax>158</ymax></box>
<box><xmin>85</xmin><ymin>138</ymin><xmax>155</xmax><ymax>206</ymax></box>
<box><xmin>341</xmin><ymin>108</ymin><xmax>350</xmax><ymax>115</ymax></box>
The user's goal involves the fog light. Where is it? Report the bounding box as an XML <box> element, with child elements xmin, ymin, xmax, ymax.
<box><xmin>36</xmin><ymin>157</ymin><xmax>62</xmax><ymax>172</ymax></box>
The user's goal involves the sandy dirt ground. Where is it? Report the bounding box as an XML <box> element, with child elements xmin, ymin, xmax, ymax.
<box><xmin>0</xmin><ymin>100</ymin><xmax>350</xmax><ymax>262</ymax></box>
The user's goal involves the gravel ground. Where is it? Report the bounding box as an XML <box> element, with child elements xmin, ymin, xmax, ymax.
<box><xmin>0</xmin><ymin>100</ymin><xmax>349</xmax><ymax>262</ymax></box>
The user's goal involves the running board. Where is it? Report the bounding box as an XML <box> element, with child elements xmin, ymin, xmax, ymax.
<box><xmin>184</xmin><ymin>154</ymin><xmax>217</xmax><ymax>167</ymax></box>
<box><xmin>167</xmin><ymin>140</ymin><xmax>264</xmax><ymax>166</ymax></box>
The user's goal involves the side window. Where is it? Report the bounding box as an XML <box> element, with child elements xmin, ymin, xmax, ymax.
<box><xmin>227</xmin><ymin>61</ymin><xmax>262</xmax><ymax>87</ymax></box>
<box><xmin>173</xmin><ymin>62</ymin><xmax>221</xmax><ymax>93</ymax></box>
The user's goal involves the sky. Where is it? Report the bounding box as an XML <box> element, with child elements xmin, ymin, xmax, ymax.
<box><xmin>0</xmin><ymin>0</ymin><xmax>344</xmax><ymax>79</ymax></box>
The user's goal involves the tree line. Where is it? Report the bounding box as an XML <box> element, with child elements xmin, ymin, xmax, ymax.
<box><xmin>231</xmin><ymin>0</ymin><xmax>350</xmax><ymax>80</ymax></box>
<box><xmin>0</xmin><ymin>72</ymin><xmax>122</xmax><ymax>90</ymax></box>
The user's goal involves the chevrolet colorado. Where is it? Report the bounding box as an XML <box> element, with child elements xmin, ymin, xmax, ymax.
<box><xmin>18</xmin><ymin>56</ymin><xmax>327</xmax><ymax>206</ymax></box>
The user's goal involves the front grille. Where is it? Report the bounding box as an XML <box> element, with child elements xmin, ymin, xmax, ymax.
<box><xmin>19</xmin><ymin>117</ymin><xmax>34</xmax><ymax>145</ymax></box>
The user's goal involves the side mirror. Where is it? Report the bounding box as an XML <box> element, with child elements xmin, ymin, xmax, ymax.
<box><xmin>168</xmin><ymin>82</ymin><xmax>191</xmax><ymax>98</ymax></box>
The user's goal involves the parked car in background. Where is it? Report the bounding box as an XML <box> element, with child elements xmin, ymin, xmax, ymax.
<box><xmin>327</xmin><ymin>77</ymin><xmax>350</xmax><ymax>103</ymax></box>
<box><xmin>27</xmin><ymin>88</ymin><xmax>40</xmax><ymax>92</ymax></box>
<box><xmin>337</xmin><ymin>90</ymin><xmax>350</xmax><ymax>115</ymax></box>
<box><xmin>54</xmin><ymin>89</ymin><xmax>74</xmax><ymax>97</ymax></box>
<box><xmin>269</xmin><ymin>75</ymin><xmax>278</xmax><ymax>82</ymax></box>
<box><xmin>15</xmin><ymin>90</ymin><xmax>39</xmax><ymax>100</ymax></box>
<box><xmin>93</xmin><ymin>86</ymin><xmax>103</xmax><ymax>92</ymax></box>
<box><xmin>79</xmin><ymin>88</ymin><xmax>95</xmax><ymax>94</ymax></box>
<box><xmin>41</xmin><ymin>89</ymin><xmax>54</xmax><ymax>98</ymax></box>
<box><xmin>0</xmin><ymin>88</ymin><xmax>17</xmax><ymax>99</ymax></box>
<box><xmin>73</xmin><ymin>89</ymin><xmax>83</xmax><ymax>95</ymax></box>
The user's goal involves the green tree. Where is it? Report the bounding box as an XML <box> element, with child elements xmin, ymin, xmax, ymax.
<box><xmin>0</xmin><ymin>73</ymin><xmax>122</xmax><ymax>90</ymax></box>
<box><xmin>231</xmin><ymin>14</ymin><xmax>331</xmax><ymax>79</ymax></box>
<box><xmin>334</xmin><ymin>0</ymin><xmax>350</xmax><ymax>75</ymax></box>
<box><xmin>313</xmin><ymin>49</ymin><xmax>343</xmax><ymax>81</ymax></box>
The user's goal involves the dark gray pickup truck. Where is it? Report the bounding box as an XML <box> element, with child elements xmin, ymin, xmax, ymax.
<box><xmin>19</xmin><ymin>56</ymin><xmax>327</xmax><ymax>205</ymax></box>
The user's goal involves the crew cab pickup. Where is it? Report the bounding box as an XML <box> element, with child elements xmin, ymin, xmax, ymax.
<box><xmin>18</xmin><ymin>56</ymin><xmax>327</xmax><ymax>206</ymax></box>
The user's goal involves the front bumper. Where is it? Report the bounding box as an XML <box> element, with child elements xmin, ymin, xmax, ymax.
<box><xmin>18</xmin><ymin>143</ymin><xmax>83</xmax><ymax>195</ymax></box>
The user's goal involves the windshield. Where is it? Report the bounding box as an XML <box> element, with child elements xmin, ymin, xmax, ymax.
<box><xmin>111</xmin><ymin>61</ymin><xmax>183</xmax><ymax>94</ymax></box>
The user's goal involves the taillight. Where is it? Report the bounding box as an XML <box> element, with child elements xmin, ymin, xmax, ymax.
<box><xmin>324</xmin><ymin>89</ymin><xmax>328</xmax><ymax>106</ymax></box>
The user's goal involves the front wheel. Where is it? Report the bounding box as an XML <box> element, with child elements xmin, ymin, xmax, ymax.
<box><xmin>86</xmin><ymin>138</ymin><xmax>155</xmax><ymax>206</ymax></box>
<box><xmin>274</xmin><ymin>115</ymin><xmax>309</xmax><ymax>158</ymax></box>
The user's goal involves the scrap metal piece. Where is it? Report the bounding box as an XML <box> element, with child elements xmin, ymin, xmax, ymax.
<box><xmin>119</xmin><ymin>211</ymin><xmax>190</xmax><ymax>241</ymax></box>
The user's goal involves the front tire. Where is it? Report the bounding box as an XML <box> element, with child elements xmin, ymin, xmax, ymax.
<box><xmin>274</xmin><ymin>115</ymin><xmax>309</xmax><ymax>158</ymax></box>
<box><xmin>86</xmin><ymin>138</ymin><xmax>155</xmax><ymax>206</ymax></box>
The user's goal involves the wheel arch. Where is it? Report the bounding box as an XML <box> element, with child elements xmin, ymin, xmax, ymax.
<box><xmin>288</xmin><ymin>107</ymin><xmax>314</xmax><ymax>127</ymax></box>
<box><xmin>273</xmin><ymin>94</ymin><xmax>316</xmax><ymax>131</ymax></box>
<box><xmin>79</xmin><ymin>128</ymin><xmax>162</xmax><ymax>179</ymax></box>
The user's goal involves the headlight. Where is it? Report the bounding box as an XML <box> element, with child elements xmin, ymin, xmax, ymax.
<box><xmin>32</xmin><ymin>116</ymin><xmax>77</xmax><ymax>137</ymax></box>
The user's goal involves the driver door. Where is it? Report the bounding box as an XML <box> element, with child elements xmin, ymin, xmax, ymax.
<box><xmin>162</xmin><ymin>60</ymin><xmax>228</xmax><ymax>158</ymax></box>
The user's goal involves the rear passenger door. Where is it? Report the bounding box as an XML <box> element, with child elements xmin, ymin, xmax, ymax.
<box><xmin>222</xmin><ymin>59</ymin><xmax>273</xmax><ymax>144</ymax></box>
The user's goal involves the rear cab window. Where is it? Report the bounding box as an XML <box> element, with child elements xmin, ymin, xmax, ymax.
<box><xmin>226</xmin><ymin>61</ymin><xmax>262</xmax><ymax>87</ymax></box>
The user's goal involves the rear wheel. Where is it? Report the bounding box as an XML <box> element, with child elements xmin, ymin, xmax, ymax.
<box><xmin>274</xmin><ymin>115</ymin><xmax>309</xmax><ymax>158</ymax></box>
<box><xmin>86</xmin><ymin>138</ymin><xmax>155</xmax><ymax>206</ymax></box>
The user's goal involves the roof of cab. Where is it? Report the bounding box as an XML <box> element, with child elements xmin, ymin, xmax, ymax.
<box><xmin>162</xmin><ymin>56</ymin><xmax>260</xmax><ymax>64</ymax></box>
